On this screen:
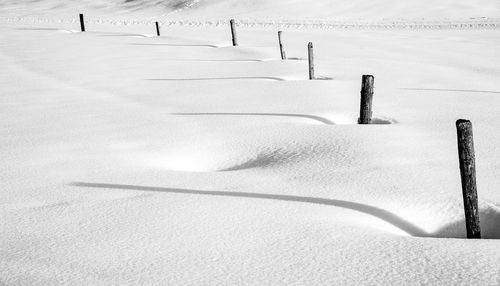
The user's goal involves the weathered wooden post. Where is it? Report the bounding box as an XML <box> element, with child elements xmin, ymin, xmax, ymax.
<box><xmin>358</xmin><ymin>75</ymin><xmax>374</xmax><ymax>124</ymax></box>
<box><xmin>79</xmin><ymin>13</ymin><xmax>85</xmax><ymax>32</ymax></box>
<box><xmin>456</xmin><ymin>119</ymin><xmax>481</xmax><ymax>239</ymax></box>
<box><xmin>308</xmin><ymin>42</ymin><xmax>314</xmax><ymax>79</ymax></box>
<box><xmin>230</xmin><ymin>19</ymin><xmax>238</xmax><ymax>46</ymax></box>
<box><xmin>155</xmin><ymin>21</ymin><xmax>160</xmax><ymax>36</ymax></box>
<box><xmin>278</xmin><ymin>31</ymin><xmax>286</xmax><ymax>60</ymax></box>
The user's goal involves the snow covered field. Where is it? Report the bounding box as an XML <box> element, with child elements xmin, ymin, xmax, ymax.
<box><xmin>1</xmin><ymin>1</ymin><xmax>500</xmax><ymax>285</ymax></box>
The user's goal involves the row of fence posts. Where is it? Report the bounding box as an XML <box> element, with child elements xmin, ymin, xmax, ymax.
<box><xmin>77</xmin><ymin>14</ymin><xmax>482</xmax><ymax>239</ymax></box>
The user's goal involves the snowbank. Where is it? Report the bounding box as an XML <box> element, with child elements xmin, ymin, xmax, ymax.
<box><xmin>1</xmin><ymin>0</ymin><xmax>500</xmax><ymax>285</ymax></box>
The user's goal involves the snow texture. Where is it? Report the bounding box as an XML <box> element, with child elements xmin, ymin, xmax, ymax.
<box><xmin>1</xmin><ymin>0</ymin><xmax>500</xmax><ymax>285</ymax></box>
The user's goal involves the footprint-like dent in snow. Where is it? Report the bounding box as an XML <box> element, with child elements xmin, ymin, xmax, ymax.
<box><xmin>218</xmin><ymin>149</ymin><xmax>299</xmax><ymax>172</ymax></box>
<box><xmin>145</xmin><ymin>146</ymin><xmax>301</xmax><ymax>173</ymax></box>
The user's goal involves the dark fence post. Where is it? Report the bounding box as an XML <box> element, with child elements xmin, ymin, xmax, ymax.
<box><xmin>358</xmin><ymin>75</ymin><xmax>374</xmax><ymax>124</ymax></box>
<box><xmin>308</xmin><ymin>42</ymin><xmax>314</xmax><ymax>80</ymax></box>
<box><xmin>456</xmin><ymin>119</ymin><xmax>481</xmax><ymax>239</ymax></box>
<box><xmin>278</xmin><ymin>31</ymin><xmax>286</xmax><ymax>60</ymax></box>
<box><xmin>155</xmin><ymin>21</ymin><xmax>160</xmax><ymax>36</ymax></box>
<box><xmin>79</xmin><ymin>14</ymin><xmax>85</xmax><ymax>32</ymax></box>
<box><xmin>230</xmin><ymin>19</ymin><xmax>238</xmax><ymax>46</ymax></box>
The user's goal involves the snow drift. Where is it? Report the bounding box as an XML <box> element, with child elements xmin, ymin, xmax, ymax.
<box><xmin>1</xmin><ymin>0</ymin><xmax>500</xmax><ymax>285</ymax></box>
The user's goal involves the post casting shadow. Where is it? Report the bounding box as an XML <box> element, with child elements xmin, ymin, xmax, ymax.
<box><xmin>314</xmin><ymin>76</ymin><xmax>334</xmax><ymax>80</ymax></box>
<box><xmin>371</xmin><ymin>117</ymin><xmax>398</xmax><ymax>124</ymax></box>
<box><xmin>170</xmin><ymin>112</ymin><xmax>335</xmax><ymax>125</ymax></box>
<box><xmin>14</xmin><ymin>27</ymin><xmax>73</xmax><ymax>33</ymax></box>
<box><xmin>70</xmin><ymin>182</ymin><xmax>429</xmax><ymax>237</ymax></box>
<box><xmin>101</xmin><ymin>34</ymin><xmax>148</xmax><ymax>37</ymax></box>
<box><xmin>147</xmin><ymin>77</ymin><xmax>286</xmax><ymax>82</ymax></box>
<box><xmin>162</xmin><ymin>59</ymin><xmax>264</xmax><ymax>62</ymax></box>
<box><xmin>400</xmin><ymin>88</ymin><xmax>500</xmax><ymax>94</ymax></box>
<box><xmin>15</xmin><ymin>27</ymin><xmax>60</xmax><ymax>31</ymax></box>
<box><xmin>130</xmin><ymin>43</ymin><xmax>218</xmax><ymax>48</ymax></box>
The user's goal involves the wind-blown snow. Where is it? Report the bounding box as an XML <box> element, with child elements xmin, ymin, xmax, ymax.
<box><xmin>1</xmin><ymin>0</ymin><xmax>500</xmax><ymax>285</ymax></box>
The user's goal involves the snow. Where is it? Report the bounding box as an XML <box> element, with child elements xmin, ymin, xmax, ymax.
<box><xmin>1</xmin><ymin>1</ymin><xmax>500</xmax><ymax>285</ymax></box>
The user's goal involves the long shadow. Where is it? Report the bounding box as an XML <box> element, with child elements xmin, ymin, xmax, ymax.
<box><xmin>15</xmin><ymin>27</ymin><xmax>61</xmax><ymax>31</ymax></box>
<box><xmin>14</xmin><ymin>27</ymin><xmax>72</xmax><ymax>33</ymax></box>
<box><xmin>101</xmin><ymin>34</ymin><xmax>148</xmax><ymax>37</ymax></box>
<box><xmin>170</xmin><ymin>112</ymin><xmax>335</xmax><ymax>125</ymax></box>
<box><xmin>162</xmin><ymin>59</ymin><xmax>264</xmax><ymax>62</ymax></box>
<box><xmin>130</xmin><ymin>43</ymin><xmax>218</xmax><ymax>48</ymax></box>
<box><xmin>400</xmin><ymin>88</ymin><xmax>500</xmax><ymax>94</ymax></box>
<box><xmin>70</xmin><ymin>182</ymin><xmax>429</xmax><ymax>237</ymax></box>
<box><xmin>147</xmin><ymin>77</ymin><xmax>286</xmax><ymax>82</ymax></box>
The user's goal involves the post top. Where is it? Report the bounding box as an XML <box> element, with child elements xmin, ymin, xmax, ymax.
<box><xmin>456</xmin><ymin>119</ymin><xmax>472</xmax><ymax>126</ymax></box>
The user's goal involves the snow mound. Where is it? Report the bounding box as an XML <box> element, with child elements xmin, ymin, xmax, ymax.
<box><xmin>2</xmin><ymin>1</ymin><xmax>500</xmax><ymax>284</ymax></box>
<box><xmin>433</xmin><ymin>202</ymin><xmax>500</xmax><ymax>239</ymax></box>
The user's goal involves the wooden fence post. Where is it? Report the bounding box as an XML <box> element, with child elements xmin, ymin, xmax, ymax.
<box><xmin>358</xmin><ymin>75</ymin><xmax>374</xmax><ymax>124</ymax></box>
<box><xmin>155</xmin><ymin>21</ymin><xmax>160</xmax><ymax>36</ymax></box>
<box><xmin>308</xmin><ymin>42</ymin><xmax>314</xmax><ymax>79</ymax></box>
<box><xmin>278</xmin><ymin>31</ymin><xmax>286</xmax><ymax>60</ymax></box>
<box><xmin>79</xmin><ymin>14</ymin><xmax>85</xmax><ymax>32</ymax></box>
<box><xmin>456</xmin><ymin>119</ymin><xmax>481</xmax><ymax>239</ymax></box>
<box><xmin>230</xmin><ymin>19</ymin><xmax>238</xmax><ymax>46</ymax></box>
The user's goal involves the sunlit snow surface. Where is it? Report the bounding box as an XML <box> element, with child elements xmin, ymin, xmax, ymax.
<box><xmin>1</xmin><ymin>1</ymin><xmax>500</xmax><ymax>285</ymax></box>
